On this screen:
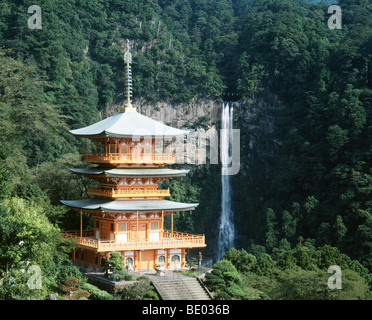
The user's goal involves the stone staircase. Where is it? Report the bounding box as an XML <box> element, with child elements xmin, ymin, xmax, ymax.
<box><xmin>147</xmin><ymin>272</ymin><xmax>213</xmax><ymax>300</ymax></box>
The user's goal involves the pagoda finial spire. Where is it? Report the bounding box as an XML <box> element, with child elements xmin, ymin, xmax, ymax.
<box><xmin>122</xmin><ymin>39</ymin><xmax>136</xmax><ymax>113</ymax></box>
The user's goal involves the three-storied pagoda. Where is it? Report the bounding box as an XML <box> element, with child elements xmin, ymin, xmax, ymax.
<box><xmin>61</xmin><ymin>41</ymin><xmax>206</xmax><ymax>272</ymax></box>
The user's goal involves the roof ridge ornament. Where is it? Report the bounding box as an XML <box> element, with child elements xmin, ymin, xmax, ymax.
<box><xmin>122</xmin><ymin>39</ymin><xmax>136</xmax><ymax>113</ymax></box>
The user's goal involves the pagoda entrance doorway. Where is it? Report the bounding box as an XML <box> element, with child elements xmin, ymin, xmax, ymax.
<box><xmin>139</xmin><ymin>250</ymin><xmax>155</xmax><ymax>270</ymax></box>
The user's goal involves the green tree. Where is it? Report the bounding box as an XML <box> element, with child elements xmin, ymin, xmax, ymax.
<box><xmin>281</xmin><ymin>210</ymin><xmax>297</xmax><ymax>242</ymax></box>
<box><xmin>223</xmin><ymin>248</ymin><xmax>258</xmax><ymax>273</ymax></box>
<box><xmin>120</xmin><ymin>278</ymin><xmax>159</xmax><ymax>300</ymax></box>
<box><xmin>107</xmin><ymin>252</ymin><xmax>125</xmax><ymax>273</ymax></box>
<box><xmin>274</xmin><ymin>269</ymin><xmax>369</xmax><ymax>300</ymax></box>
<box><xmin>0</xmin><ymin>49</ymin><xmax>72</xmax><ymax>167</ymax></box>
<box><xmin>0</xmin><ymin>197</ymin><xmax>73</xmax><ymax>299</ymax></box>
<box><xmin>34</xmin><ymin>153</ymin><xmax>90</xmax><ymax>206</ymax></box>
<box><xmin>0</xmin><ymin>198</ymin><xmax>68</xmax><ymax>272</ymax></box>
<box><xmin>265</xmin><ymin>208</ymin><xmax>278</xmax><ymax>251</ymax></box>
<box><xmin>204</xmin><ymin>259</ymin><xmax>249</xmax><ymax>299</ymax></box>
<box><xmin>256</xmin><ymin>254</ymin><xmax>275</xmax><ymax>276</ymax></box>
<box><xmin>333</xmin><ymin>215</ymin><xmax>348</xmax><ymax>245</ymax></box>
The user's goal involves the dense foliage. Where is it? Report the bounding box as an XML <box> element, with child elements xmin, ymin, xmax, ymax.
<box><xmin>204</xmin><ymin>244</ymin><xmax>370</xmax><ymax>299</ymax></box>
<box><xmin>231</xmin><ymin>0</ymin><xmax>372</xmax><ymax>276</ymax></box>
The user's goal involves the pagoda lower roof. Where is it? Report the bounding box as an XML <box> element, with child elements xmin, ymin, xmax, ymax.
<box><xmin>69</xmin><ymin>167</ymin><xmax>189</xmax><ymax>177</ymax></box>
<box><xmin>69</xmin><ymin>111</ymin><xmax>188</xmax><ymax>138</ymax></box>
<box><xmin>60</xmin><ymin>199</ymin><xmax>198</xmax><ymax>212</ymax></box>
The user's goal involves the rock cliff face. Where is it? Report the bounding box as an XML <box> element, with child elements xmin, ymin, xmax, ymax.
<box><xmin>230</xmin><ymin>94</ymin><xmax>282</xmax><ymax>251</ymax></box>
<box><xmin>105</xmin><ymin>98</ymin><xmax>221</xmax><ymax>129</ymax></box>
<box><xmin>105</xmin><ymin>98</ymin><xmax>222</xmax><ymax>166</ymax></box>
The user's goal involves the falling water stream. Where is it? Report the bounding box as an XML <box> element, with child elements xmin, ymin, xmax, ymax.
<box><xmin>217</xmin><ymin>102</ymin><xmax>235</xmax><ymax>261</ymax></box>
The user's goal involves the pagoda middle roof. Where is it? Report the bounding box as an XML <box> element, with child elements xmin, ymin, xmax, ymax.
<box><xmin>70</xmin><ymin>111</ymin><xmax>189</xmax><ymax>138</ymax></box>
<box><xmin>69</xmin><ymin>167</ymin><xmax>189</xmax><ymax>177</ymax></box>
<box><xmin>60</xmin><ymin>199</ymin><xmax>198</xmax><ymax>212</ymax></box>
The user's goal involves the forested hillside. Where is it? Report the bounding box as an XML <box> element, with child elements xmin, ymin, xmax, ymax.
<box><xmin>0</xmin><ymin>0</ymin><xmax>371</xmax><ymax>300</ymax></box>
<box><xmin>233</xmin><ymin>0</ymin><xmax>372</xmax><ymax>265</ymax></box>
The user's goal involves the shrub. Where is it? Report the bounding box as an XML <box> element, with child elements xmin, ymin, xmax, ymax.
<box><xmin>216</xmin><ymin>291</ymin><xmax>231</xmax><ymax>300</ymax></box>
<box><xmin>144</xmin><ymin>290</ymin><xmax>159</xmax><ymax>300</ymax></box>
<box><xmin>71</xmin><ymin>289</ymin><xmax>90</xmax><ymax>300</ymax></box>
<box><xmin>137</xmin><ymin>276</ymin><xmax>151</xmax><ymax>282</ymax></box>
<box><xmin>108</xmin><ymin>270</ymin><xmax>137</xmax><ymax>281</ymax></box>
<box><xmin>223</xmin><ymin>248</ymin><xmax>257</xmax><ymax>273</ymax></box>
<box><xmin>204</xmin><ymin>260</ymin><xmax>248</xmax><ymax>299</ymax></box>
<box><xmin>108</xmin><ymin>252</ymin><xmax>125</xmax><ymax>273</ymax></box>
<box><xmin>256</xmin><ymin>254</ymin><xmax>275</xmax><ymax>276</ymax></box>
<box><xmin>204</xmin><ymin>273</ymin><xmax>226</xmax><ymax>292</ymax></box>
<box><xmin>54</xmin><ymin>265</ymin><xmax>84</xmax><ymax>284</ymax></box>
<box><xmin>64</xmin><ymin>278</ymin><xmax>81</xmax><ymax>287</ymax></box>
<box><xmin>125</xmin><ymin>273</ymin><xmax>138</xmax><ymax>281</ymax></box>
<box><xmin>225</xmin><ymin>282</ymin><xmax>249</xmax><ymax>300</ymax></box>
<box><xmin>80</xmin><ymin>283</ymin><xmax>113</xmax><ymax>300</ymax></box>
<box><xmin>121</xmin><ymin>280</ymin><xmax>158</xmax><ymax>300</ymax></box>
<box><xmin>224</xmin><ymin>271</ymin><xmax>241</xmax><ymax>283</ymax></box>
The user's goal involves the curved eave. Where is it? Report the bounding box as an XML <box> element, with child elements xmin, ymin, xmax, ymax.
<box><xmin>106</xmin><ymin>130</ymin><xmax>189</xmax><ymax>138</ymax></box>
<box><xmin>69</xmin><ymin>131</ymin><xmax>189</xmax><ymax>139</ymax></box>
<box><xmin>60</xmin><ymin>199</ymin><xmax>198</xmax><ymax>213</ymax></box>
<box><xmin>69</xmin><ymin>112</ymin><xmax>189</xmax><ymax>138</ymax></box>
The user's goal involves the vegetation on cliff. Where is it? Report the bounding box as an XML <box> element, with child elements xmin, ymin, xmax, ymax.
<box><xmin>0</xmin><ymin>0</ymin><xmax>370</xmax><ymax>299</ymax></box>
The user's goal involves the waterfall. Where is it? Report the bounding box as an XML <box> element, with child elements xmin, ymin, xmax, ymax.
<box><xmin>217</xmin><ymin>102</ymin><xmax>235</xmax><ymax>261</ymax></box>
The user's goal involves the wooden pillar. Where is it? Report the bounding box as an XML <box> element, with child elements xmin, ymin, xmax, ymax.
<box><xmin>181</xmin><ymin>249</ymin><xmax>186</xmax><ymax>268</ymax></box>
<box><xmin>167</xmin><ymin>249</ymin><xmax>171</xmax><ymax>270</ymax></box>
<box><xmin>161</xmin><ymin>210</ymin><xmax>164</xmax><ymax>240</ymax></box>
<box><xmin>114</xmin><ymin>221</ymin><xmax>117</xmax><ymax>242</ymax></box>
<box><xmin>139</xmin><ymin>250</ymin><xmax>142</xmax><ymax>275</ymax></box>
<box><xmin>80</xmin><ymin>210</ymin><xmax>83</xmax><ymax>239</ymax></box>
<box><xmin>146</xmin><ymin>221</ymin><xmax>149</xmax><ymax>241</ymax></box>
<box><xmin>129</xmin><ymin>221</ymin><xmax>132</xmax><ymax>241</ymax></box>
<box><xmin>72</xmin><ymin>249</ymin><xmax>76</xmax><ymax>265</ymax></box>
<box><xmin>171</xmin><ymin>212</ymin><xmax>174</xmax><ymax>237</ymax></box>
<box><xmin>134</xmin><ymin>251</ymin><xmax>138</xmax><ymax>270</ymax></box>
<box><xmin>164</xmin><ymin>249</ymin><xmax>167</xmax><ymax>273</ymax></box>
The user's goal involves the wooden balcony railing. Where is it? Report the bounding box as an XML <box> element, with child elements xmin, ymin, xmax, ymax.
<box><xmin>163</xmin><ymin>230</ymin><xmax>203</xmax><ymax>240</ymax></box>
<box><xmin>87</xmin><ymin>187</ymin><xmax>170</xmax><ymax>199</ymax></box>
<box><xmin>63</xmin><ymin>230</ymin><xmax>95</xmax><ymax>238</ymax></box>
<box><xmin>62</xmin><ymin>230</ymin><xmax>206</xmax><ymax>252</ymax></box>
<box><xmin>81</xmin><ymin>153</ymin><xmax>176</xmax><ymax>165</ymax></box>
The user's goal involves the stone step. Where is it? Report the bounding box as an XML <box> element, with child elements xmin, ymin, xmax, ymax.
<box><xmin>151</xmin><ymin>277</ymin><xmax>211</xmax><ymax>300</ymax></box>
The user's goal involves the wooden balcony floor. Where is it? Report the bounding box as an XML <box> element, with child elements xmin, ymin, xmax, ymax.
<box><xmin>62</xmin><ymin>231</ymin><xmax>206</xmax><ymax>252</ymax></box>
<box><xmin>81</xmin><ymin>153</ymin><xmax>176</xmax><ymax>165</ymax></box>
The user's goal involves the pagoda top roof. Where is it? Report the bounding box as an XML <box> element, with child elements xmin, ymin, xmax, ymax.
<box><xmin>70</xmin><ymin>111</ymin><xmax>189</xmax><ymax>138</ymax></box>
<box><xmin>69</xmin><ymin>167</ymin><xmax>189</xmax><ymax>177</ymax></box>
<box><xmin>60</xmin><ymin>199</ymin><xmax>198</xmax><ymax>213</ymax></box>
